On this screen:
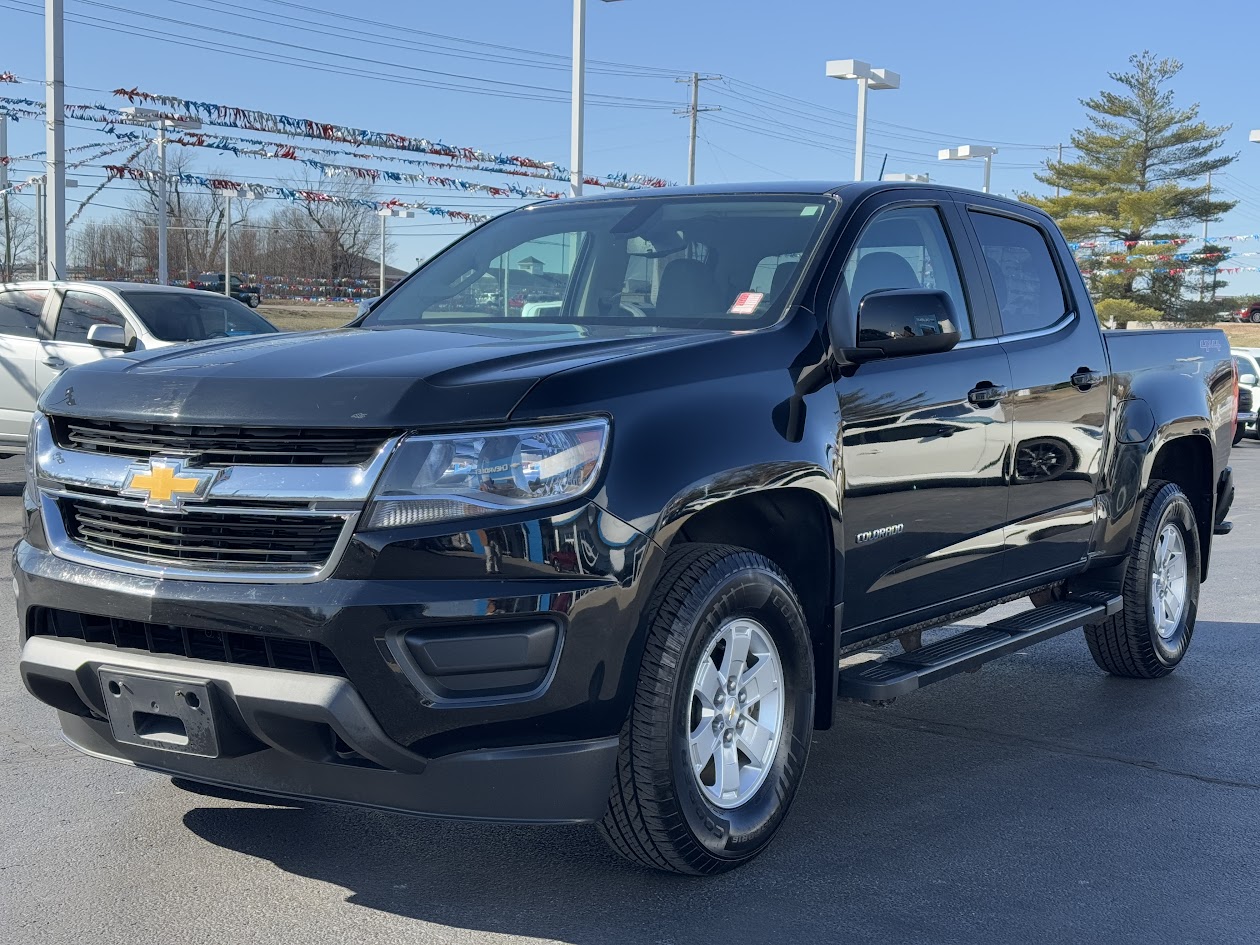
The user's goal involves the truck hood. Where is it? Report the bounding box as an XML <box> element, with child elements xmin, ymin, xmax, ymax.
<box><xmin>39</xmin><ymin>324</ymin><xmax>710</xmax><ymax>428</ymax></box>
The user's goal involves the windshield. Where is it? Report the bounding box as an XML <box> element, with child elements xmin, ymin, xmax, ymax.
<box><xmin>363</xmin><ymin>194</ymin><xmax>836</xmax><ymax>331</ymax></box>
<box><xmin>121</xmin><ymin>292</ymin><xmax>278</xmax><ymax>342</ymax></box>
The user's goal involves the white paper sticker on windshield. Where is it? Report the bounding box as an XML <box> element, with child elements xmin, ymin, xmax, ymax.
<box><xmin>729</xmin><ymin>292</ymin><xmax>764</xmax><ymax>315</ymax></box>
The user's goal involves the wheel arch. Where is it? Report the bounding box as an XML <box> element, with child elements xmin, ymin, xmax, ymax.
<box><xmin>1144</xmin><ymin>431</ymin><xmax>1214</xmax><ymax>580</ymax></box>
<box><xmin>655</xmin><ymin>483</ymin><xmax>841</xmax><ymax>730</ymax></box>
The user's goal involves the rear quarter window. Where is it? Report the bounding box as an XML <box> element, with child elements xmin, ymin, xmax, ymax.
<box><xmin>969</xmin><ymin>211</ymin><xmax>1069</xmax><ymax>335</ymax></box>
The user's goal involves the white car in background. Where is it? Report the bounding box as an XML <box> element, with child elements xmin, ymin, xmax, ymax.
<box><xmin>0</xmin><ymin>281</ymin><xmax>278</xmax><ymax>457</ymax></box>
<box><xmin>1232</xmin><ymin>348</ymin><xmax>1260</xmax><ymax>442</ymax></box>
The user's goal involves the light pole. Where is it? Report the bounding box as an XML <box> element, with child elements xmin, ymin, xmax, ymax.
<box><xmin>826</xmin><ymin>59</ymin><xmax>900</xmax><ymax>182</ymax></box>
<box><xmin>120</xmin><ymin>107</ymin><xmax>202</xmax><ymax>284</ymax></box>
<box><xmin>1251</xmin><ymin>130</ymin><xmax>1260</xmax><ymax>144</ymax></box>
<box><xmin>883</xmin><ymin>173</ymin><xmax>929</xmax><ymax>183</ymax></box>
<box><xmin>938</xmin><ymin>145</ymin><xmax>998</xmax><ymax>194</ymax></box>
<box><xmin>45</xmin><ymin>0</ymin><xmax>66</xmax><ymax>279</ymax></box>
<box><xmin>570</xmin><ymin>0</ymin><xmax>624</xmax><ymax>198</ymax></box>
<box><xmin>377</xmin><ymin>207</ymin><xmax>414</xmax><ymax>297</ymax></box>
<box><xmin>31</xmin><ymin>175</ymin><xmax>75</xmax><ymax>279</ymax></box>
<box><xmin>215</xmin><ymin>187</ymin><xmax>255</xmax><ymax>297</ymax></box>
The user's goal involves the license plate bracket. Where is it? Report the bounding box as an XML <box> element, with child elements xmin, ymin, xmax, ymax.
<box><xmin>98</xmin><ymin>668</ymin><xmax>220</xmax><ymax>758</ymax></box>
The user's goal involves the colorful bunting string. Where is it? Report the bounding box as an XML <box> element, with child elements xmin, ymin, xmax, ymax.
<box><xmin>102</xmin><ymin>165</ymin><xmax>494</xmax><ymax>222</ymax></box>
<box><xmin>109</xmin><ymin>87</ymin><xmax>670</xmax><ymax>190</ymax></box>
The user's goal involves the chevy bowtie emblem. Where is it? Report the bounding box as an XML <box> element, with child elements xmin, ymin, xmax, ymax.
<box><xmin>120</xmin><ymin>459</ymin><xmax>219</xmax><ymax>510</ymax></box>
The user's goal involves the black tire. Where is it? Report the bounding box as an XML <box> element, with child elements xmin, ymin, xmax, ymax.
<box><xmin>1250</xmin><ymin>310</ymin><xmax>1260</xmax><ymax>324</ymax></box>
<box><xmin>247</xmin><ymin>295</ymin><xmax>261</xmax><ymax>308</ymax></box>
<box><xmin>598</xmin><ymin>543</ymin><xmax>815</xmax><ymax>875</ymax></box>
<box><xmin>1084</xmin><ymin>480</ymin><xmax>1199</xmax><ymax>678</ymax></box>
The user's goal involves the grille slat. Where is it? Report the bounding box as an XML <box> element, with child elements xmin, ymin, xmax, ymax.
<box><xmin>62</xmin><ymin>498</ymin><xmax>345</xmax><ymax>571</ymax></box>
<box><xmin>32</xmin><ymin>608</ymin><xmax>346</xmax><ymax>678</ymax></box>
<box><xmin>51</xmin><ymin>417</ymin><xmax>391</xmax><ymax>467</ymax></box>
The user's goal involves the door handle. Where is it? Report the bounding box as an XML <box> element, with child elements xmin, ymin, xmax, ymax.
<box><xmin>967</xmin><ymin>382</ymin><xmax>1007</xmax><ymax>406</ymax></box>
<box><xmin>42</xmin><ymin>357</ymin><xmax>65</xmax><ymax>369</ymax></box>
<box><xmin>1071</xmin><ymin>368</ymin><xmax>1105</xmax><ymax>391</ymax></box>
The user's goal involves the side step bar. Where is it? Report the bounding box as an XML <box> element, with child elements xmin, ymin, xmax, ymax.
<box><xmin>838</xmin><ymin>592</ymin><xmax>1123</xmax><ymax>702</ymax></box>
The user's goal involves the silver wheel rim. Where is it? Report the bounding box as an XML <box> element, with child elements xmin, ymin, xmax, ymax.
<box><xmin>686</xmin><ymin>616</ymin><xmax>785</xmax><ymax>810</ymax></box>
<box><xmin>1151</xmin><ymin>523</ymin><xmax>1188</xmax><ymax>641</ymax></box>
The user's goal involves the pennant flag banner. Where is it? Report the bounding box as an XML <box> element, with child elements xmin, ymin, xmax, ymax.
<box><xmin>1079</xmin><ymin>266</ymin><xmax>1260</xmax><ymax>276</ymax></box>
<box><xmin>162</xmin><ymin>132</ymin><xmax>563</xmax><ymax>200</ymax></box>
<box><xmin>0</xmin><ymin>72</ymin><xmax>17</xmax><ymax>84</ymax></box>
<box><xmin>110</xmin><ymin>86</ymin><xmax>671</xmax><ymax>190</ymax></box>
<box><xmin>1070</xmin><ymin>234</ymin><xmax>1260</xmax><ymax>249</ymax></box>
<box><xmin>0</xmin><ymin>140</ymin><xmax>147</xmax><ymax>195</ymax></box>
<box><xmin>103</xmin><ymin>165</ymin><xmax>494</xmax><ymax>222</ymax></box>
<box><xmin>1075</xmin><ymin>251</ymin><xmax>1260</xmax><ymax>264</ymax></box>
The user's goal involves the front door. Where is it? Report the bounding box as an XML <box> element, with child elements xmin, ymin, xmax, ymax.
<box><xmin>962</xmin><ymin>202</ymin><xmax>1111</xmax><ymax>578</ymax></box>
<box><xmin>833</xmin><ymin>200</ymin><xmax>1013</xmax><ymax>631</ymax></box>
<box><xmin>37</xmin><ymin>288</ymin><xmax>132</xmax><ymax>393</ymax></box>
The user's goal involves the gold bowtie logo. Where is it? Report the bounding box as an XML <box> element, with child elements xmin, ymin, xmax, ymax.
<box><xmin>121</xmin><ymin>460</ymin><xmax>218</xmax><ymax>510</ymax></box>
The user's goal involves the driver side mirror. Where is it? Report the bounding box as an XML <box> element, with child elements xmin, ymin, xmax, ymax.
<box><xmin>845</xmin><ymin>289</ymin><xmax>961</xmax><ymax>362</ymax></box>
<box><xmin>87</xmin><ymin>323</ymin><xmax>128</xmax><ymax>350</ymax></box>
<box><xmin>1241</xmin><ymin>373</ymin><xmax>1257</xmax><ymax>387</ymax></box>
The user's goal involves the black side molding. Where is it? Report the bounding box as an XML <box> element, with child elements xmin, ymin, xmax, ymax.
<box><xmin>838</xmin><ymin>592</ymin><xmax>1123</xmax><ymax>703</ymax></box>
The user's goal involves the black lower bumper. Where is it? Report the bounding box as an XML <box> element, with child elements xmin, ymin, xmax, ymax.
<box><xmin>21</xmin><ymin>635</ymin><xmax>619</xmax><ymax>823</ymax></box>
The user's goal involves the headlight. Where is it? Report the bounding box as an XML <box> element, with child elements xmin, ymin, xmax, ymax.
<box><xmin>24</xmin><ymin>412</ymin><xmax>42</xmax><ymax>489</ymax></box>
<box><xmin>363</xmin><ymin>418</ymin><xmax>609</xmax><ymax>530</ymax></box>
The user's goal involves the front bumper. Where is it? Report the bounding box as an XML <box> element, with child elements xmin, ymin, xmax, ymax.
<box><xmin>15</xmin><ymin>495</ymin><xmax>660</xmax><ymax>823</ymax></box>
<box><xmin>21</xmin><ymin>636</ymin><xmax>618</xmax><ymax>823</ymax></box>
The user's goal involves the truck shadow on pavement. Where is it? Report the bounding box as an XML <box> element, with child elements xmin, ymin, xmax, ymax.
<box><xmin>181</xmin><ymin>625</ymin><xmax>1260</xmax><ymax>945</ymax></box>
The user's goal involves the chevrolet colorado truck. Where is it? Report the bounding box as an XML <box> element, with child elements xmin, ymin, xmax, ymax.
<box><xmin>17</xmin><ymin>182</ymin><xmax>1236</xmax><ymax>875</ymax></box>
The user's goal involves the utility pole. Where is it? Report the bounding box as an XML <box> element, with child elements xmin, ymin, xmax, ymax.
<box><xmin>34</xmin><ymin>179</ymin><xmax>44</xmax><ymax>279</ymax></box>
<box><xmin>45</xmin><ymin>0</ymin><xmax>66</xmax><ymax>279</ymax></box>
<box><xmin>1200</xmin><ymin>170</ymin><xmax>1213</xmax><ymax>304</ymax></box>
<box><xmin>156</xmin><ymin>123</ymin><xmax>169</xmax><ymax>285</ymax></box>
<box><xmin>1055</xmin><ymin>143</ymin><xmax>1062</xmax><ymax>198</ymax></box>
<box><xmin>674</xmin><ymin>73</ymin><xmax>720</xmax><ymax>186</ymax></box>
<box><xmin>570</xmin><ymin>0</ymin><xmax>586</xmax><ymax>198</ymax></box>
<box><xmin>1</xmin><ymin>112</ymin><xmax>10</xmax><ymax>281</ymax></box>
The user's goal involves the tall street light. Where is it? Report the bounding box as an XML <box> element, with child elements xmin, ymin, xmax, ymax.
<box><xmin>826</xmin><ymin>59</ymin><xmax>900</xmax><ymax>182</ymax></box>
<box><xmin>120</xmin><ymin>106</ymin><xmax>202</xmax><ymax>284</ymax></box>
<box><xmin>214</xmin><ymin>187</ymin><xmax>256</xmax><ymax>298</ymax></box>
<box><xmin>571</xmin><ymin>0</ymin><xmax>624</xmax><ymax>198</ymax></box>
<box><xmin>377</xmin><ymin>207</ymin><xmax>414</xmax><ymax>297</ymax></box>
<box><xmin>939</xmin><ymin>145</ymin><xmax>998</xmax><ymax>194</ymax></box>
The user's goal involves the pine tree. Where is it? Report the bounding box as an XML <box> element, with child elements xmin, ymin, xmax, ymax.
<box><xmin>1026</xmin><ymin>51</ymin><xmax>1236</xmax><ymax>316</ymax></box>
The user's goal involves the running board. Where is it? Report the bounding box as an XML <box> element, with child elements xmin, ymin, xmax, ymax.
<box><xmin>838</xmin><ymin>592</ymin><xmax>1123</xmax><ymax>702</ymax></box>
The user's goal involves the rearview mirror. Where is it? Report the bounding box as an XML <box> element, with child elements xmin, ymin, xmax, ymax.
<box><xmin>1241</xmin><ymin>373</ymin><xmax>1257</xmax><ymax>387</ymax></box>
<box><xmin>849</xmin><ymin>289</ymin><xmax>961</xmax><ymax>361</ymax></box>
<box><xmin>87</xmin><ymin>323</ymin><xmax>127</xmax><ymax>350</ymax></box>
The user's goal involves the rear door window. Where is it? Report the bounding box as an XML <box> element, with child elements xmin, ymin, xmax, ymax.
<box><xmin>969</xmin><ymin>211</ymin><xmax>1070</xmax><ymax>335</ymax></box>
<box><xmin>0</xmin><ymin>288</ymin><xmax>47</xmax><ymax>338</ymax></box>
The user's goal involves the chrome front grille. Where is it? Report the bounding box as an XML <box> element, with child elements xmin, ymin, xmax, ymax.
<box><xmin>52</xmin><ymin>416</ymin><xmax>393</xmax><ymax>466</ymax></box>
<box><xmin>32</xmin><ymin>413</ymin><xmax>398</xmax><ymax>583</ymax></box>
<box><xmin>61</xmin><ymin>498</ymin><xmax>346</xmax><ymax>570</ymax></box>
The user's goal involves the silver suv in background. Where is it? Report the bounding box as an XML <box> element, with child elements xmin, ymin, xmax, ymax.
<box><xmin>0</xmin><ymin>281</ymin><xmax>277</xmax><ymax>457</ymax></box>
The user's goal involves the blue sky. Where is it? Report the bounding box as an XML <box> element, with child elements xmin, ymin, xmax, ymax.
<box><xmin>2</xmin><ymin>0</ymin><xmax>1259</xmax><ymax>295</ymax></box>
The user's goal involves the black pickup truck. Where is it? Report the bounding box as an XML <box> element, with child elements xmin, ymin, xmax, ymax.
<box><xmin>188</xmin><ymin>272</ymin><xmax>262</xmax><ymax>308</ymax></box>
<box><xmin>17</xmin><ymin>182</ymin><xmax>1236</xmax><ymax>875</ymax></box>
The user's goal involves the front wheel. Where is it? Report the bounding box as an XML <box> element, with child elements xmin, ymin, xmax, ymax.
<box><xmin>599</xmin><ymin>544</ymin><xmax>815</xmax><ymax>874</ymax></box>
<box><xmin>1084</xmin><ymin>480</ymin><xmax>1199</xmax><ymax>677</ymax></box>
<box><xmin>1250</xmin><ymin>310</ymin><xmax>1260</xmax><ymax>324</ymax></box>
<box><xmin>247</xmin><ymin>295</ymin><xmax>261</xmax><ymax>308</ymax></box>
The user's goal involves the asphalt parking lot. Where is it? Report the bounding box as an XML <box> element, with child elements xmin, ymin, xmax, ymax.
<box><xmin>3</xmin><ymin>447</ymin><xmax>1260</xmax><ymax>945</ymax></box>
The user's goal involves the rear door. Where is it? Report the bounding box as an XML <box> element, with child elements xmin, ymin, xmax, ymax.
<box><xmin>37</xmin><ymin>288</ymin><xmax>133</xmax><ymax>392</ymax></box>
<box><xmin>959</xmin><ymin>198</ymin><xmax>1111</xmax><ymax>578</ymax></box>
<box><xmin>832</xmin><ymin>193</ymin><xmax>1014</xmax><ymax>631</ymax></box>
<box><xmin>0</xmin><ymin>286</ymin><xmax>50</xmax><ymax>445</ymax></box>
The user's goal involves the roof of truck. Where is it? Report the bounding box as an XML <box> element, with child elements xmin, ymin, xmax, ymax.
<box><xmin>562</xmin><ymin>179</ymin><xmax>1028</xmax><ymax>205</ymax></box>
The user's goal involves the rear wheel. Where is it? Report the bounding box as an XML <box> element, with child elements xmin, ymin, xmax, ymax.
<box><xmin>599</xmin><ymin>544</ymin><xmax>814</xmax><ymax>875</ymax></box>
<box><xmin>1250</xmin><ymin>310</ymin><xmax>1260</xmax><ymax>324</ymax></box>
<box><xmin>1084</xmin><ymin>480</ymin><xmax>1199</xmax><ymax>677</ymax></box>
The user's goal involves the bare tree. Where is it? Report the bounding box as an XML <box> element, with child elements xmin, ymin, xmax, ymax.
<box><xmin>2</xmin><ymin>199</ymin><xmax>37</xmax><ymax>280</ymax></box>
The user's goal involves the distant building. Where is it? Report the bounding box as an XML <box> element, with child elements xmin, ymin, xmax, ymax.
<box><xmin>517</xmin><ymin>256</ymin><xmax>546</xmax><ymax>276</ymax></box>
